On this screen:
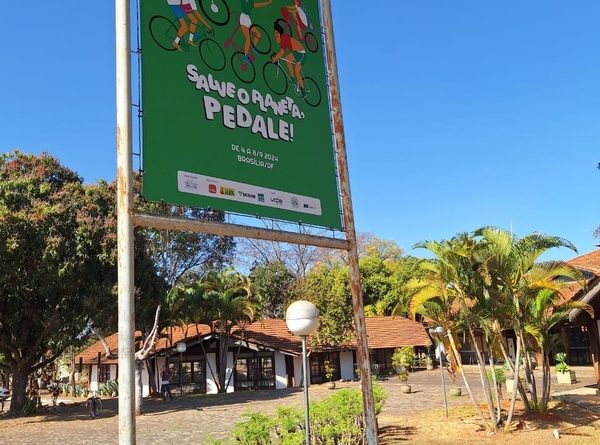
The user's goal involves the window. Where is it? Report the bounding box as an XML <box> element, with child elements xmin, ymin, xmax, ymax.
<box><xmin>370</xmin><ymin>349</ymin><xmax>395</xmax><ymax>374</ymax></box>
<box><xmin>98</xmin><ymin>365</ymin><xmax>111</xmax><ymax>383</ymax></box>
<box><xmin>169</xmin><ymin>359</ymin><xmax>207</xmax><ymax>393</ymax></box>
<box><xmin>309</xmin><ymin>352</ymin><xmax>340</xmax><ymax>384</ymax></box>
<box><xmin>234</xmin><ymin>352</ymin><xmax>275</xmax><ymax>390</ymax></box>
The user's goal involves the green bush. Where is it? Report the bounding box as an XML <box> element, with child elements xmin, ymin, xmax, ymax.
<box><xmin>230</xmin><ymin>384</ymin><xmax>386</xmax><ymax>445</ymax></box>
<box><xmin>233</xmin><ymin>412</ymin><xmax>273</xmax><ymax>445</ymax></box>
<box><xmin>487</xmin><ymin>367</ymin><xmax>506</xmax><ymax>386</ymax></box>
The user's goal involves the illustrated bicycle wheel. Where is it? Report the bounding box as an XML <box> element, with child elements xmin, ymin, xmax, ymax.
<box><xmin>199</xmin><ymin>38</ymin><xmax>226</xmax><ymax>71</ymax></box>
<box><xmin>304</xmin><ymin>31</ymin><xmax>319</xmax><ymax>53</ymax></box>
<box><xmin>263</xmin><ymin>62</ymin><xmax>288</xmax><ymax>96</ymax></box>
<box><xmin>302</xmin><ymin>76</ymin><xmax>321</xmax><ymax>107</ymax></box>
<box><xmin>149</xmin><ymin>15</ymin><xmax>178</xmax><ymax>51</ymax></box>
<box><xmin>249</xmin><ymin>24</ymin><xmax>271</xmax><ymax>55</ymax></box>
<box><xmin>275</xmin><ymin>18</ymin><xmax>292</xmax><ymax>37</ymax></box>
<box><xmin>231</xmin><ymin>52</ymin><xmax>256</xmax><ymax>84</ymax></box>
<box><xmin>200</xmin><ymin>0</ymin><xmax>230</xmax><ymax>26</ymax></box>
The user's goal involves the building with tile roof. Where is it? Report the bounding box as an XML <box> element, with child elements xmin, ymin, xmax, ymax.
<box><xmin>76</xmin><ymin>316</ymin><xmax>431</xmax><ymax>396</ymax></box>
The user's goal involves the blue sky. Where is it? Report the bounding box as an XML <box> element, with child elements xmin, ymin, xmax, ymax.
<box><xmin>2</xmin><ymin>1</ymin><xmax>598</xmax><ymax>260</ymax></box>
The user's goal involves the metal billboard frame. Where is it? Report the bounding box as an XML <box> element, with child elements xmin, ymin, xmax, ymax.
<box><xmin>116</xmin><ymin>0</ymin><xmax>377</xmax><ymax>443</ymax></box>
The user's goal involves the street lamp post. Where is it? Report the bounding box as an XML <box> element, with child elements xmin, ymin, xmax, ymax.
<box><xmin>429</xmin><ymin>326</ymin><xmax>448</xmax><ymax>418</ymax></box>
<box><xmin>286</xmin><ymin>301</ymin><xmax>319</xmax><ymax>445</ymax></box>
<box><xmin>175</xmin><ymin>342</ymin><xmax>187</xmax><ymax>398</ymax></box>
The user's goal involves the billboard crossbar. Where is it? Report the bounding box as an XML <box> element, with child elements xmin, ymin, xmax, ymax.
<box><xmin>134</xmin><ymin>213</ymin><xmax>350</xmax><ymax>251</ymax></box>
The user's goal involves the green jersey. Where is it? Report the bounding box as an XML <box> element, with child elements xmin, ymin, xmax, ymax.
<box><xmin>240</xmin><ymin>0</ymin><xmax>255</xmax><ymax>15</ymax></box>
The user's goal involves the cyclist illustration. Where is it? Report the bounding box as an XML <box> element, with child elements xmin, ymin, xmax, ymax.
<box><xmin>272</xmin><ymin>20</ymin><xmax>306</xmax><ymax>94</ymax></box>
<box><xmin>282</xmin><ymin>0</ymin><xmax>309</xmax><ymax>38</ymax></box>
<box><xmin>167</xmin><ymin>0</ymin><xmax>212</xmax><ymax>50</ymax></box>
<box><xmin>239</xmin><ymin>0</ymin><xmax>273</xmax><ymax>62</ymax></box>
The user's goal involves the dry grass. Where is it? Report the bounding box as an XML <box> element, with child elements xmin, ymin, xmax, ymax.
<box><xmin>379</xmin><ymin>401</ymin><xmax>600</xmax><ymax>444</ymax></box>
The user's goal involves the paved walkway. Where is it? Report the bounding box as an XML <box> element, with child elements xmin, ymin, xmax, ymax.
<box><xmin>0</xmin><ymin>366</ymin><xmax>596</xmax><ymax>444</ymax></box>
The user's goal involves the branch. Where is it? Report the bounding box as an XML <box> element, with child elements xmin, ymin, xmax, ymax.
<box><xmin>89</xmin><ymin>324</ymin><xmax>116</xmax><ymax>360</ymax></box>
<box><xmin>135</xmin><ymin>305</ymin><xmax>162</xmax><ymax>361</ymax></box>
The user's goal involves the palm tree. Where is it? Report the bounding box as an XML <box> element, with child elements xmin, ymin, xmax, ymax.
<box><xmin>473</xmin><ymin>227</ymin><xmax>581</xmax><ymax>425</ymax></box>
<box><xmin>400</xmin><ymin>236</ymin><xmax>494</xmax><ymax>431</ymax></box>
<box><xmin>169</xmin><ymin>268</ymin><xmax>255</xmax><ymax>393</ymax></box>
<box><xmin>524</xmin><ymin>287</ymin><xmax>593</xmax><ymax>412</ymax></box>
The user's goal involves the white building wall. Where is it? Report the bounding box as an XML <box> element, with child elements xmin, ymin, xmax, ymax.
<box><xmin>274</xmin><ymin>352</ymin><xmax>287</xmax><ymax>389</ymax></box>
<box><xmin>340</xmin><ymin>351</ymin><xmax>354</xmax><ymax>380</ymax></box>
<box><xmin>142</xmin><ymin>361</ymin><xmax>150</xmax><ymax>397</ymax></box>
<box><xmin>156</xmin><ymin>356</ymin><xmax>167</xmax><ymax>391</ymax></box>
<box><xmin>206</xmin><ymin>353</ymin><xmax>218</xmax><ymax>394</ymax></box>
<box><xmin>293</xmin><ymin>356</ymin><xmax>304</xmax><ymax>387</ymax></box>
<box><xmin>110</xmin><ymin>365</ymin><xmax>117</xmax><ymax>381</ymax></box>
<box><xmin>90</xmin><ymin>366</ymin><xmax>98</xmax><ymax>391</ymax></box>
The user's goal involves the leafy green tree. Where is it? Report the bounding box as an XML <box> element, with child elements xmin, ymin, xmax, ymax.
<box><xmin>301</xmin><ymin>262</ymin><xmax>354</xmax><ymax>348</ymax></box>
<box><xmin>0</xmin><ymin>153</ymin><xmax>114</xmax><ymax>413</ymax></box>
<box><xmin>137</xmin><ymin>200</ymin><xmax>235</xmax><ymax>287</ymax></box>
<box><xmin>250</xmin><ymin>260</ymin><xmax>297</xmax><ymax>318</ymax></box>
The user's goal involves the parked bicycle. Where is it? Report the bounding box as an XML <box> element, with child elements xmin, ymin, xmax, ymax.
<box><xmin>149</xmin><ymin>15</ymin><xmax>226</xmax><ymax>72</ymax></box>
<box><xmin>86</xmin><ymin>393</ymin><xmax>103</xmax><ymax>419</ymax></box>
<box><xmin>263</xmin><ymin>54</ymin><xmax>321</xmax><ymax>107</ymax></box>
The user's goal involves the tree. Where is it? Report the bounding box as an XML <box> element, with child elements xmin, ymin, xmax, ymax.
<box><xmin>250</xmin><ymin>260</ymin><xmax>297</xmax><ymax>318</ymax></box>
<box><xmin>473</xmin><ymin>227</ymin><xmax>583</xmax><ymax>424</ymax></box>
<box><xmin>0</xmin><ymin>152</ymin><xmax>117</xmax><ymax>413</ymax></box>
<box><xmin>170</xmin><ymin>268</ymin><xmax>255</xmax><ymax>393</ymax></box>
<box><xmin>137</xmin><ymin>200</ymin><xmax>235</xmax><ymax>287</ymax></box>
<box><xmin>524</xmin><ymin>288</ymin><xmax>592</xmax><ymax>411</ymax></box>
<box><xmin>301</xmin><ymin>262</ymin><xmax>355</xmax><ymax>348</ymax></box>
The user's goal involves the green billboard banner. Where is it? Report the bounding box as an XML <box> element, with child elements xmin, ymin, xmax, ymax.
<box><xmin>140</xmin><ymin>0</ymin><xmax>342</xmax><ymax>229</ymax></box>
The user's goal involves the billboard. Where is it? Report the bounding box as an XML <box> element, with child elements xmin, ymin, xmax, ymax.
<box><xmin>140</xmin><ymin>0</ymin><xmax>342</xmax><ymax>229</ymax></box>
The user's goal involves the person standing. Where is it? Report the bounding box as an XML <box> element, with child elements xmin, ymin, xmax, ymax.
<box><xmin>161</xmin><ymin>365</ymin><xmax>174</xmax><ymax>401</ymax></box>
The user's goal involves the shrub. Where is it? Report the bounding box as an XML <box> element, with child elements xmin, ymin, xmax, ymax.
<box><xmin>232</xmin><ymin>412</ymin><xmax>273</xmax><ymax>445</ymax></box>
<box><xmin>230</xmin><ymin>384</ymin><xmax>386</xmax><ymax>444</ymax></box>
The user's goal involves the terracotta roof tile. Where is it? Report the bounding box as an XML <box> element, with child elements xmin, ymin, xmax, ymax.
<box><xmin>76</xmin><ymin>317</ymin><xmax>431</xmax><ymax>364</ymax></box>
<box><xmin>567</xmin><ymin>249</ymin><xmax>600</xmax><ymax>274</ymax></box>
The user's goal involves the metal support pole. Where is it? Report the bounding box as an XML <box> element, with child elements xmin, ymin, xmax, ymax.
<box><xmin>440</xmin><ymin>353</ymin><xmax>448</xmax><ymax>418</ymax></box>
<box><xmin>321</xmin><ymin>1</ymin><xmax>378</xmax><ymax>443</ymax></box>
<box><xmin>301</xmin><ymin>336</ymin><xmax>310</xmax><ymax>445</ymax></box>
<box><xmin>180</xmin><ymin>353</ymin><xmax>183</xmax><ymax>397</ymax></box>
<box><xmin>116</xmin><ymin>0</ymin><xmax>136</xmax><ymax>443</ymax></box>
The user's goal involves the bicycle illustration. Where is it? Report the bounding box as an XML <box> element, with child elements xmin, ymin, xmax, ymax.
<box><xmin>86</xmin><ymin>393</ymin><xmax>103</xmax><ymax>419</ymax></box>
<box><xmin>278</xmin><ymin>2</ymin><xmax>319</xmax><ymax>53</ymax></box>
<box><xmin>224</xmin><ymin>22</ymin><xmax>272</xmax><ymax>84</ymax></box>
<box><xmin>200</xmin><ymin>0</ymin><xmax>231</xmax><ymax>26</ymax></box>
<box><xmin>149</xmin><ymin>15</ymin><xmax>226</xmax><ymax>72</ymax></box>
<box><xmin>263</xmin><ymin>55</ymin><xmax>321</xmax><ymax>107</ymax></box>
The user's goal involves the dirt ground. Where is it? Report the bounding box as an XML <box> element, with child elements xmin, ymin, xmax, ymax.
<box><xmin>379</xmin><ymin>401</ymin><xmax>600</xmax><ymax>445</ymax></box>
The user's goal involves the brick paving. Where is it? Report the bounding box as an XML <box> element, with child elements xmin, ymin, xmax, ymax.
<box><xmin>0</xmin><ymin>366</ymin><xmax>596</xmax><ymax>444</ymax></box>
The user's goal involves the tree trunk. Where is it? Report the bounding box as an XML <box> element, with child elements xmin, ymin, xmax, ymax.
<box><xmin>218</xmin><ymin>336</ymin><xmax>229</xmax><ymax>393</ymax></box>
<box><xmin>519</xmin><ymin>333</ymin><xmax>537</xmax><ymax>410</ymax></box>
<box><xmin>487</xmin><ymin>342</ymin><xmax>502</xmax><ymax>424</ymax></box>
<box><xmin>135</xmin><ymin>359</ymin><xmax>144</xmax><ymax>415</ymax></box>
<box><xmin>145</xmin><ymin>358</ymin><xmax>157</xmax><ymax>396</ymax></box>
<box><xmin>541</xmin><ymin>350</ymin><xmax>551</xmax><ymax>412</ymax></box>
<box><xmin>448</xmin><ymin>330</ymin><xmax>490</xmax><ymax>431</ymax></box>
<box><xmin>468</xmin><ymin>326</ymin><xmax>497</xmax><ymax>430</ymax></box>
<box><xmin>8</xmin><ymin>367</ymin><xmax>28</xmax><ymax>415</ymax></box>
<box><xmin>505</xmin><ymin>333</ymin><xmax>522</xmax><ymax>431</ymax></box>
<box><xmin>497</xmin><ymin>333</ymin><xmax>530</xmax><ymax>407</ymax></box>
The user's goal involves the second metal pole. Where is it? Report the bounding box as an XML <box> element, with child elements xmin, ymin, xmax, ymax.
<box><xmin>321</xmin><ymin>1</ymin><xmax>378</xmax><ymax>443</ymax></box>
<box><xmin>302</xmin><ymin>336</ymin><xmax>310</xmax><ymax>445</ymax></box>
